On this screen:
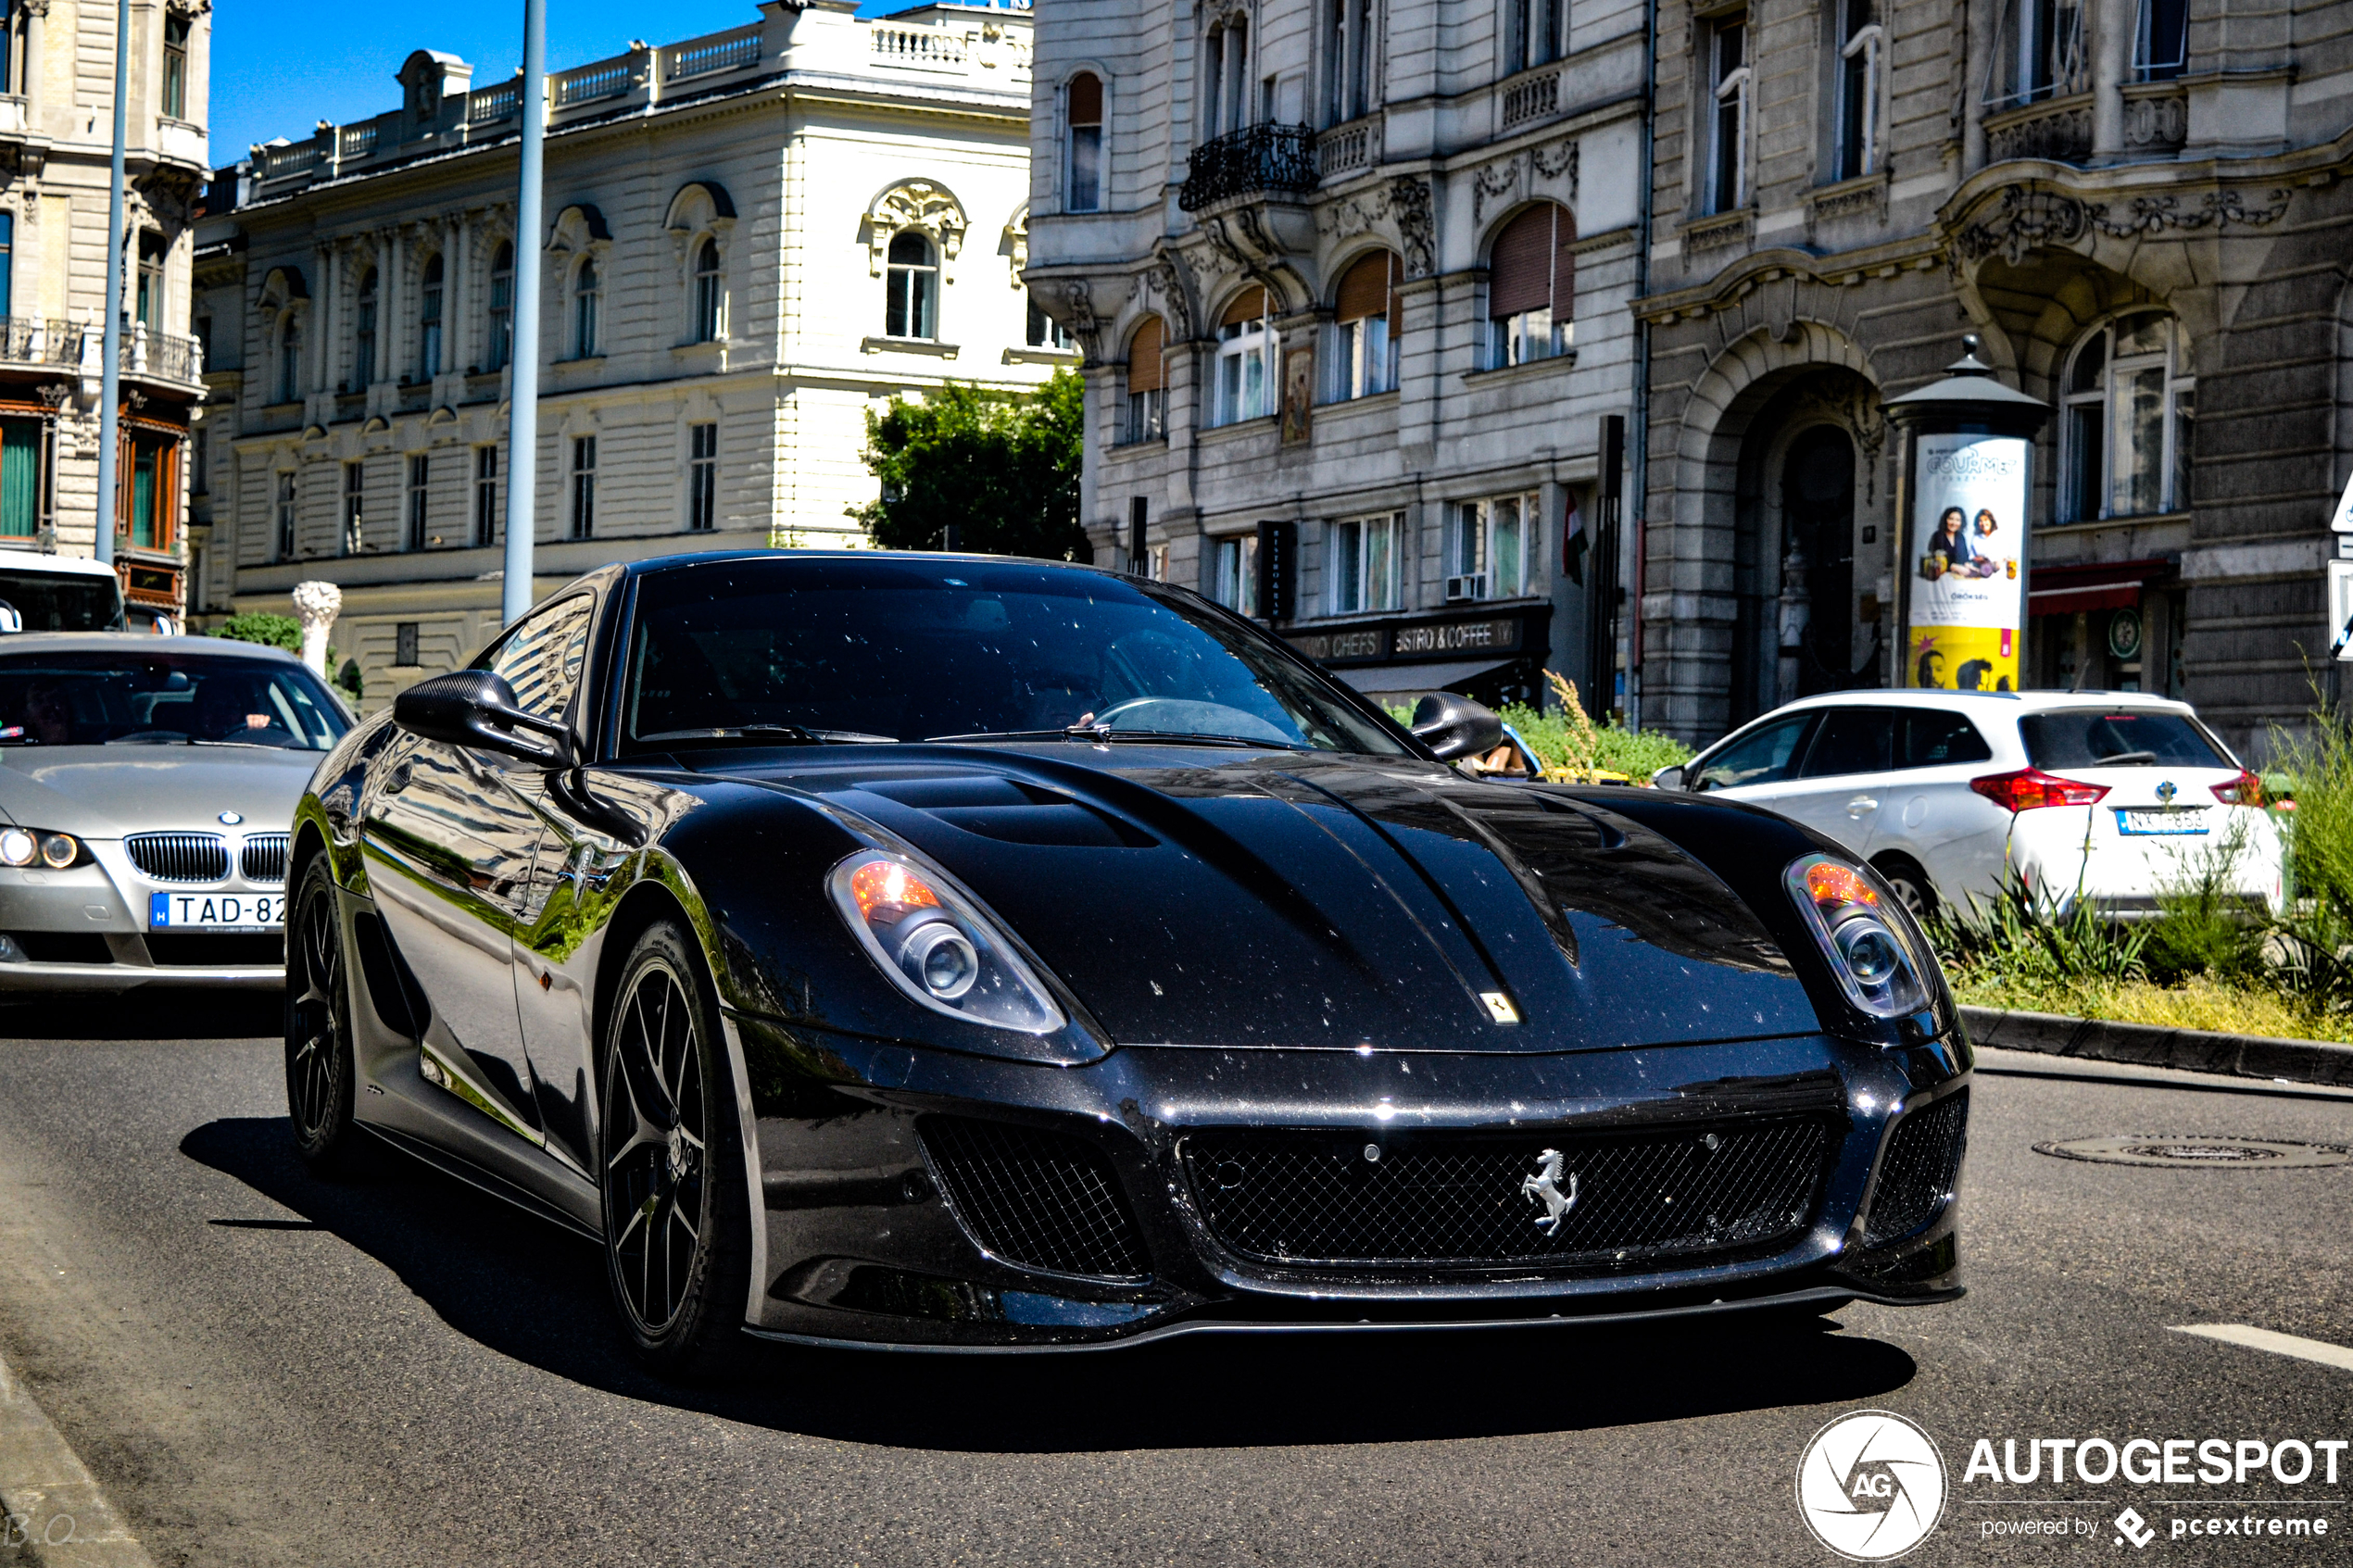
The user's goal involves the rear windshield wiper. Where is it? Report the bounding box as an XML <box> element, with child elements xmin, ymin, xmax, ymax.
<box><xmin>636</xmin><ymin>725</ymin><xmax>898</xmax><ymax>746</ymax></box>
<box><xmin>2083</xmin><ymin>750</ymin><xmax>2159</xmax><ymax>766</ymax></box>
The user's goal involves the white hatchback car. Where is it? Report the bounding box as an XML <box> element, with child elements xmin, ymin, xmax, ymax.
<box><xmin>1653</xmin><ymin>690</ymin><xmax>2284</xmax><ymax>921</ymax></box>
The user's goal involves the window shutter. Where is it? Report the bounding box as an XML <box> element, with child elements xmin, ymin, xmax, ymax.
<box><xmin>1551</xmin><ymin>204</ymin><xmax>1576</xmax><ymax>319</ymax></box>
<box><xmin>1068</xmin><ymin>72</ymin><xmax>1102</xmax><ymax>125</ymax></box>
<box><xmin>1127</xmin><ymin>315</ymin><xmax>1164</xmax><ymax>392</ymax></box>
<box><xmin>1489</xmin><ymin>204</ymin><xmax>1571</xmax><ymax>320</ymax></box>
<box><xmin>1220</xmin><ymin>285</ymin><xmax>1266</xmax><ymax>328</ymax></box>
<box><xmin>1334</xmin><ymin>252</ymin><xmax>1392</xmax><ymax>323</ymax></box>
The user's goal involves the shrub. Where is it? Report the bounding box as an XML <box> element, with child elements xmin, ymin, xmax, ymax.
<box><xmin>211</xmin><ymin>612</ymin><xmax>302</xmax><ymax>652</ymax></box>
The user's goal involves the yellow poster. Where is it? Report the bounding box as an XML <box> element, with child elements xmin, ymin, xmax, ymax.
<box><xmin>1907</xmin><ymin>626</ymin><xmax>2018</xmax><ymax>692</ymax></box>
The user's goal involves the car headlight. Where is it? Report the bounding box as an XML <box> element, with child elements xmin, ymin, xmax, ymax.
<box><xmin>828</xmin><ymin>853</ymin><xmax>1066</xmax><ymax>1035</ymax></box>
<box><xmin>0</xmin><ymin>828</ymin><xmax>82</xmax><ymax>869</ymax></box>
<box><xmin>1784</xmin><ymin>855</ymin><xmax>1931</xmax><ymax>1020</ymax></box>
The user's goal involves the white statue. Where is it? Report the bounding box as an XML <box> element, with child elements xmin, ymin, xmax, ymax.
<box><xmin>292</xmin><ymin>580</ymin><xmax>342</xmax><ymax>676</ymax></box>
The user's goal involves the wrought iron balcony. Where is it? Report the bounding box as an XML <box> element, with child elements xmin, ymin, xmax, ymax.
<box><xmin>1179</xmin><ymin>123</ymin><xmax>1317</xmax><ymax>212</ymax></box>
<box><xmin>0</xmin><ymin>318</ymin><xmax>84</xmax><ymax>368</ymax></box>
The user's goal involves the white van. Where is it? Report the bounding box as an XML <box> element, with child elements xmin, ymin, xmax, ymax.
<box><xmin>0</xmin><ymin>554</ymin><xmax>131</xmax><ymax>633</ymax></box>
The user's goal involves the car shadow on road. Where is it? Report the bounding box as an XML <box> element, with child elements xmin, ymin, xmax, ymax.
<box><xmin>0</xmin><ymin>991</ymin><xmax>281</xmax><ymax>1041</ymax></box>
<box><xmin>182</xmin><ymin>1114</ymin><xmax>1919</xmax><ymax>1453</ymax></box>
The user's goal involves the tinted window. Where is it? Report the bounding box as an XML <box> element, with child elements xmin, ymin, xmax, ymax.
<box><xmin>2020</xmin><ymin>709</ymin><xmax>2227</xmax><ymax>769</ymax></box>
<box><xmin>1693</xmin><ymin>715</ymin><xmax>1816</xmax><ymax>790</ymax></box>
<box><xmin>0</xmin><ymin>650</ymin><xmax>348</xmax><ymax>749</ymax></box>
<box><xmin>0</xmin><ymin>570</ymin><xmax>126</xmax><ymax>632</ymax></box>
<box><xmin>616</xmin><ymin>558</ymin><xmax>1407</xmax><ymax>756</ymax></box>
<box><xmin>1798</xmin><ymin>709</ymin><xmax>1895</xmax><ymax>778</ymax></box>
<box><xmin>481</xmin><ymin>594</ymin><xmax>595</xmax><ymax>722</ymax></box>
<box><xmin>1900</xmin><ymin>709</ymin><xmax>1994</xmax><ymax>768</ymax></box>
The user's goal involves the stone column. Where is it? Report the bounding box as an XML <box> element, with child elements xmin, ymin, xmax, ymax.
<box><xmin>446</xmin><ymin>215</ymin><xmax>469</xmax><ymax>377</ymax></box>
<box><xmin>293</xmin><ymin>580</ymin><xmax>340</xmax><ymax>674</ymax></box>
<box><xmin>20</xmin><ymin>0</ymin><xmax>45</xmax><ymax>128</ymax></box>
<box><xmin>2092</xmin><ymin>0</ymin><xmax>2131</xmax><ymax>160</ymax></box>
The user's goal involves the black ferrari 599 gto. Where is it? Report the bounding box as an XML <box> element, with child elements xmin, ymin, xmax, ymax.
<box><xmin>284</xmin><ymin>550</ymin><xmax>1968</xmax><ymax>1371</ymax></box>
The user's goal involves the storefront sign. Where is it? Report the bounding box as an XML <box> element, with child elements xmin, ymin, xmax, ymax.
<box><xmin>1288</xmin><ymin>614</ymin><xmax>1530</xmax><ymax>668</ymax></box>
<box><xmin>1286</xmin><ymin>627</ymin><xmax>1389</xmax><ymax>663</ymax></box>
<box><xmin>1392</xmin><ymin>617</ymin><xmax>1521</xmax><ymax>656</ymax></box>
<box><xmin>1908</xmin><ymin>433</ymin><xmax>2027</xmax><ymax>692</ymax></box>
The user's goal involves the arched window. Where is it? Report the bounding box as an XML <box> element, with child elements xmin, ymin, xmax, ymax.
<box><xmin>1203</xmin><ymin>19</ymin><xmax>1248</xmax><ymax>138</ymax></box>
<box><xmin>692</xmin><ymin>238</ymin><xmax>724</xmax><ymax>343</ymax></box>
<box><xmin>1123</xmin><ymin>314</ymin><xmax>1165</xmax><ymax>444</ymax></box>
<box><xmin>1067</xmin><ymin>73</ymin><xmax>1103</xmax><ymax>212</ymax></box>
<box><xmin>1327</xmin><ymin>0</ymin><xmax>1375</xmax><ymax>121</ymax></box>
<box><xmin>279</xmin><ymin>318</ymin><xmax>301</xmax><ymax>403</ymax></box>
<box><xmin>2062</xmin><ymin>312</ymin><xmax>2192</xmax><ymax>521</ymax></box>
<box><xmin>419</xmin><ymin>254</ymin><xmax>444</xmax><ymax>378</ymax></box>
<box><xmin>573</xmin><ymin>257</ymin><xmax>600</xmax><ymax>358</ymax></box>
<box><xmin>353</xmin><ymin>268</ymin><xmax>378</xmax><ymax>388</ymax></box>
<box><xmin>1212</xmin><ymin>286</ymin><xmax>1272</xmax><ymax>426</ymax></box>
<box><xmin>885</xmin><ymin>232</ymin><xmax>937</xmax><ymax>340</ymax></box>
<box><xmin>1486</xmin><ymin>203</ymin><xmax>1572</xmax><ymax>368</ymax></box>
<box><xmin>486</xmin><ymin>242</ymin><xmax>513</xmax><ymax>370</ymax></box>
<box><xmin>1327</xmin><ymin>250</ymin><xmax>1401</xmax><ymax>400</ymax></box>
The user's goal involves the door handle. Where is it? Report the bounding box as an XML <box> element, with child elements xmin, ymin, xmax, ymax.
<box><xmin>1846</xmin><ymin>796</ymin><xmax>1878</xmax><ymax>816</ymax></box>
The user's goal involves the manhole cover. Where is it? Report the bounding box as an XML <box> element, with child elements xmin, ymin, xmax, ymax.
<box><xmin>2034</xmin><ymin>1136</ymin><xmax>2353</xmax><ymax>1169</ymax></box>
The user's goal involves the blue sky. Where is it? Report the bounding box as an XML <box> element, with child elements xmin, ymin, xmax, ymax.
<box><xmin>210</xmin><ymin>0</ymin><xmax>901</xmax><ymax>168</ymax></box>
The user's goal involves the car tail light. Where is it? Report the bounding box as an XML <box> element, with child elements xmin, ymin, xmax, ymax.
<box><xmin>1969</xmin><ymin>768</ymin><xmax>2111</xmax><ymax>813</ymax></box>
<box><xmin>2211</xmin><ymin>769</ymin><xmax>2264</xmax><ymax>807</ymax></box>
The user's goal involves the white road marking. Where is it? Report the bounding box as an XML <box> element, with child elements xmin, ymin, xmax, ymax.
<box><xmin>2171</xmin><ymin>1323</ymin><xmax>2353</xmax><ymax>1373</ymax></box>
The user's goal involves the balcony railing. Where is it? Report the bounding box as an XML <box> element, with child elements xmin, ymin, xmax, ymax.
<box><xmin>1316</xmin><ymin>115</ymin><xmax>1380</xmax><ymax>178</ymax></box>
<box><xmin>120</xmin><ymin>324</ymin><xmax>203</xmax><ymax>385</ymax></box>
<box><xmin>665</xmin><ymin>24</ymin><xmax>762</xmax><ymax>82</ymax></box>
<box><xmin>552</xmin><ymin>56</ymin><xmax>634</xmax><ymax>107</ymax></box>
<box><xmin>468</xmin><ymin>81</ymin><xmax>521</xmax><ymax>124</ymax></box>
<box><xmin>1984</xmin><ymin>91</ymin><xmax>2095</xmax><ymax>165</ymax></box>
<box><xmin>873</xmin><ymin>24</ymin><xmax>968</xmax><ymax>66</ymax></box>
<box><xmin>337</xmin><ymin>122</ymin><xmax>377</xmax><ymax>160</ymax></box>
<box><xmin>1179</xmin><ymin>122</ymin><xmax>1318</xmax><ymax>212</ymax></box>
<box><xmin>254</xmin><ymin>141</ymin><xmax>322</xmax><ymax>181</ymax></box>
<box><xmin>0</xmin><ymin>318</ymin><xmax>83</xmax><ymax>367</ymax></box>
<box><xmin>1500</xmin><ymin>65</ymin><xmax>1561</xmax><ymax>129</ymax></box>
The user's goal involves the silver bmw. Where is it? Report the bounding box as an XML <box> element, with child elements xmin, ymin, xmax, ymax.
<box><xmin>0</xmin><ymin>633</ymin><xmax>352</xmax><ymax>989</ymax></box>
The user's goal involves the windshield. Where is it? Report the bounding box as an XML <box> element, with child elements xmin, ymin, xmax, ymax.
<box><xmin>0</xmin><ymin>650</ymin><xmax>352</xmax><ymax>750</ymax></box>
<box><xmin>0</xmin><ymin>569</ymin><xmax>127</xmax><ymax>632</ymax></box>
<box><xmin>619</xmin><ymin>557</ymin><xmax>1409</xmax><ymax>757</ymax></box>
<box><xmin>2020</xmin><ymin>709</ymin><xmax>2229</xmax><ymax>771</ymax></box>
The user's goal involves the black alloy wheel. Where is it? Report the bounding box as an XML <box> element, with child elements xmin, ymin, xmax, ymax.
<box><xmin>1874</xmin><ymin>856</ymin><xmax>1939</xmax><ymax>922</ymax></box>
<box><xmin>599</xmin><ymin>920</ymin><xmax>750</xmax><ymax>1376</ymax></box>
<box><xmin>285</xmin><ymin>855</ymin><xmax>362</xmax><ymax>1173</ymax></box>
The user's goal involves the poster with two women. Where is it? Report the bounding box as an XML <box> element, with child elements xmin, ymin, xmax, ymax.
<box><xmin>1909</xmin><ymin>433</ymin><xmax>2027</xmax><ymax>691</ymax></box>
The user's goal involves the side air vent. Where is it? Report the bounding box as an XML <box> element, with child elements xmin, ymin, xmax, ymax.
<box><xmin>919</xmin><ymin>1115</ymin><xmax>1151</xmax><ymax>1280</ymax></box>
<box><xmin>1864</xmin><ymin>1091</ymin><xmax>1969</xmax><ymax>1246</ymax></box>
<box><xmin>125</xmin><ymin>832</ymin><xmax>230</xmax><ymax>883</ymax></box>
<box><xmin>352</xmin><ymin>911</ymin><xmax>432</xmax><ymax>1039</ymax></box>
<box><xmin>862</xmin><ymin>775</ymin><xmax>1154</xmax><ymax>848</ymax></box>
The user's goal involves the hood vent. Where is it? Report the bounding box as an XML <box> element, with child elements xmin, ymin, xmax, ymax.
<box><xmin>862</xmin><ymin>775</ymin><xmax>1154</xmax><ymax>849</ymax></box>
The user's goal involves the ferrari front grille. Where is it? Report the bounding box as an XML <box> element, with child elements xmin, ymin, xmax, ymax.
<box><xmin>1863</xmin><ymin>1091</ymin><xmax>1969</xmax><ymax>1246</ymax></box>
<box><xmin>124</xmin><ymin>832</ymin><xmax>230</xmax><ymax>883</ymax></box>
<box><xmin>239</xmin><ymin>834</ymin><xmax>290</xmax><ymax>885</ymax></box>
<box><xmin>919</xmin><ymin>1116</ymin><xmax>1151</xmax><ymax>1281</ymax></box>
<box><xmin>1184</xmin><ymin>1118</ymin><xmax>1832</xmax><ymax>1270</ymax></box>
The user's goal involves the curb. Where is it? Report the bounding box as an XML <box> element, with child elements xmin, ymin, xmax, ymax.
<box><xmin>1960</xmin><ymin>1005</ymin><xmax>2353</xmax><ymax>1090</ymax></box>
<box><xmin>0</xmin><ymin>1353</ymin><xmax>154</xmax><ymax>1568</ymax></box>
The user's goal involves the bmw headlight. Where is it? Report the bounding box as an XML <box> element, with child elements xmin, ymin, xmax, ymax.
<box><xmin>829</xmin><ymin>853</ymin><xmax>1066</xmax><ymax>1034</ymax></box>
<box><xmin>0</xmin><ymin>827</ymin><xmax>82</xmax><ymax>869</ymax></box>
<box><xmin>1784</xmin><ymin>855</ymin><xmax>1931</xmax><ymax>1020</ymax></box>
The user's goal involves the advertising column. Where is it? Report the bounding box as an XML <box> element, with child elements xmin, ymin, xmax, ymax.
<box><xmin>1908</xmin><ymin>433</ymin><xmax>2027</xmax><ymax>691</ymax></box>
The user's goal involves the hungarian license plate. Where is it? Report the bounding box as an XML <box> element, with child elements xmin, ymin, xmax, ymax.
<box><xmin>2117</xmin><ymin>808</ymin><xmax>2208</xmax><ymax>836</ymax></box>
<box><xmin>148</xmin><ymin>891</ymin><xmax>285</xmax><ymax>929</ymax></box>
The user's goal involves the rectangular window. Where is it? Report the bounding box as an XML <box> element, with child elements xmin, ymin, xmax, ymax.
<box><xmin>192</xmin><ymin>433</ymin><xmax>208</xmax><ymax>497</ymax></box>
<box><xmin>1708</xmin><ymin>19</ymin><xmax>1750</xmax><ymax>214</ymax></box>
<box><xmin>1125</xmin><ymin>316</ymin><xmax>1166</xmax><ymax>444</ymax></box>
<box><xmin>163</xmin><ymin>17</ymin><xmax>189</xmax><ymax>119</ymax></box>
<box><xmin>2135</xmin><ymin>0</ymin><xmax>2188</xmax><ymax>78</ymax></box>
<box><xmin>127</xmin><ymin>439</ymin><xmax>167</xmax><ymax>549</ymax></box>
<box><xmin>688</xmin><ymin>422</ymin><xmax>717</xmax><ymax>532</ymax></box>
<box><xmin>570</xmin><ymin>436</ymin><xmax>596</xmax><ymax>540</ymax></box>
<box><xmin>1834</xmin><ymin>0</ymin><xmax>1881</xmax><ymax>181</ymax></box>
<box><xmin>0</xmin><ymin>420</ymin><xmax>37</xmax><ymax>538</ymax></box>
<box><xmin>405</xmin><ymin>454</ymin><xmax>429</xmax><ymax>550</ymax></box>
<box><xmin>1067</xmin><ymin>73</ymin><xmax>1103</xmax><ymax>212</ymax></box>
<box><xmin>135</xmin><ymin>235</ymin><xmax>165</xmax><ymax>332</ymax></box>
<box><xmin>1211</xmin><ymin>533</ymin><xmax>1260</xmax><ymax>615</ymax></box>
<box><xmin>472</xmin><ymin>446</ymin><xmax>497</xmax><ymax>547</ymax></box>
<box><xmin>276</xmin><ymin>470</ymin><xmax>297</xmax><ymax>560</ymax></box>
<box><xmin>1451</xmin><ymin>494</ymin><xmax>1538</xmax><ymax>601</ymax></box>
<box><xmin>1986</xmin><ymin>0</ymin><xmax>2082</xmax><ymax>106</ymax></box>
<box><xmin>0</xmin><ymin>214</ymin><xmax>14</xmax><ymax>320</ymax></box>
<box><xmin>1327</xmin><ymin>512</ymin><xmax>1403</xmax><ymax>614</ymax></box>
<box><xmin>342</xmin><ymin>460</ymin><xmax>364</xmax><ymax>554</ymax></box>
<box><xmin>395</xmin><ymin>622</ymin><xmax>420</xmax><ymax>667</ymax></box>
<box><xmin>1213</xmin><ymin>291</ymin><xmax>1273</xmax><ymax>427</ymax></box>
<box><xmin>1026</xmin><ymin>295</ymin><xmax>1074</xmax><ymax>350</ymax></box>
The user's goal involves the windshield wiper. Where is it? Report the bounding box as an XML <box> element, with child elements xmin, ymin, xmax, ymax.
<box><xmin>637</xmin><ymin>725</ymin><xmax>898</xmax><ymax>746</ymax></box>
<box><xmin>2086</xmin><ymin>750</ymin><xmax>2159</xmax><ymax>766</ymax></box>
<box><xmin>925</xmin><ymin>725</ymin><xmax>1306</xmax><ymax>750</ymax></box>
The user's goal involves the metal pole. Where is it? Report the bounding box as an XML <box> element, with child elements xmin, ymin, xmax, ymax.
<box><xmin>93</xmin><ymin>0</ymin><xmax>130</xmax><ymax>569</ymax></box>
<box><xmin>501</xmin><ymin>0</ymin><xmax>546</xmax><ymax>626</ymax></box>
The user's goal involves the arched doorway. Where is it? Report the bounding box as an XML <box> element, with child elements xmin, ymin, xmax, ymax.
<box><xmin>1780</xmin><ymin>426</ymin><xmax>1857</xmax><ymax>701</ymax></box>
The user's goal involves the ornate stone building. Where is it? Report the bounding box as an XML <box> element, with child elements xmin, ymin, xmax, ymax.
<box><xmin>1635</xmin><ymin>0</ymin><xmax>2353</xmax><ymax>752</ymax></box>
<box><xmin>1022</xmin><ymin>0</ymin><xmax>1647</xmax><ymax>709</ymax></box>
<box><xmin>0</xmin><ymin>0</ymin><xmax>209</xmax><ymax>618</ymax></box>
<box><xmin>195</xmin><ymin>0</ymin><xmax>1062</xmax><ymax>705</ymax></box>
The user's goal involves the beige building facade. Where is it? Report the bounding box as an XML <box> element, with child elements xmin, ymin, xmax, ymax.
<box><xmin>195</xmin><ymin>0</ymin><xmax>1064</xmax><ymax>705</ymax></box>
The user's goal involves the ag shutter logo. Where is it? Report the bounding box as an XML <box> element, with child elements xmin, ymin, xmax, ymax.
<box><xmin>1797</xmin><ymin>1410</ymin><xmax>1948</xmax><ymax>1561</ymax></box>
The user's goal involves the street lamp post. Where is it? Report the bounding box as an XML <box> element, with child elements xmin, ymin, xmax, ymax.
<box><xmin>500</xmin><ymin>0</ymin><xmax>547</xmax><ymax>626</ymax></box>
<box><xmin>93</xmin><ymin>0</ymin><xmax>132</xmax><ymax>570</ymax></box>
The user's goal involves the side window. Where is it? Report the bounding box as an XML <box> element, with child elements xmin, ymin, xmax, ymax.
<box><xmin>1900</xmin><ymin>709</ymin><xmax>1994</xmax><ymax>768</ymax></box>
<box><xmin>1798</xmin><ymin>708</ymin><xmax>1896</xmax><ymax>778</ymax></box>
<box><xmin>481</xmin><ymin>595</ymin><xmax>596</xmax><ymax>723</ymax></box>
<box><xmin>1693</xmin><ymin>714</ymin><xmax>1816</xmax><ymax>790</ymax></box>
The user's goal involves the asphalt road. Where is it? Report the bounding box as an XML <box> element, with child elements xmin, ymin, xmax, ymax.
<box><xmin>0</xmin><ymin>997</ymin><xmax>2350</xmax><ymax>1568</ymax></box>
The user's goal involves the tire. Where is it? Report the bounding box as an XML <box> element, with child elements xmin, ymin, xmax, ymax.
<box><xmin>285</xmin><ymin>855</ymin><xmax>364</xmax><ymax>1176</ymax></box>
<box><xmin>1873</xmin><ymin>856</ymin><xmax>1939</xmax><ymax>922</ymax></box>
<box><xmin>599</xmin><ymin>919</ymin><xmax>753</xmax><ymax>1379</ymax></box>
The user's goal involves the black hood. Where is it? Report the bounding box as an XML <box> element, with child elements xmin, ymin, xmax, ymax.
<box><xmin>703</xmin><ymin>746</ymin><xmax>1820</xmax><ymax>1053</ymax></box>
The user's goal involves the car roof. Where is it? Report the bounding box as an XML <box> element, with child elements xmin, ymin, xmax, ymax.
<box><xmin>0</xmin><ymin>553</ymin><xmax>123</xmax><ymax>580</ymax></box>
<box><xmin>0</xmin><ymin>632</ymin><xmax>302</xmax><ymax>660</ymax></box>
<box><xmin>619</xmin><ymin>548</ymin><xmax>1123</xmax><ymax>581</ymax></box>
<box><xmin>1748</xmin><ymin>688</ymin><xmax>2196</xmax><ymax>716</ymax></box>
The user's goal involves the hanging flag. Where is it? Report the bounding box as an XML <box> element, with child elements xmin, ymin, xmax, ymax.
<box><xmin>1562</xmin><ymin>492</ymin><xmax>1587</xmax><ymax>585</ymax></box>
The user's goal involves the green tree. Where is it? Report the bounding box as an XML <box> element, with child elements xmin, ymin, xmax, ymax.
<box><xmin>850</xmin><ymin>369</ymin><xmax>1088</xmax><ymax>561</ymax></box>
<box><xmin>210</xmin><ymin>612</ymin><xmax>302</xmax><ymax>652</ymax></box>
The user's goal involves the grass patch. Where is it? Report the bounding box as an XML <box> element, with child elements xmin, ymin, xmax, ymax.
<box><xmin>1949</xmin><ymin>972</ymin><xmax>2353</xmax><ymax>1045</ymax></box>
<box><xmin>1384</xmin><ymin>673</ymin><xmax>1696</xmax><ymax>781</ymax></box>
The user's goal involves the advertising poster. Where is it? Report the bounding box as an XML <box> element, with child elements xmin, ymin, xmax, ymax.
<box><xmin>1908</xmin><ymin>433</ymin><xmax>2028</xmax><ymax>691</ymax></box>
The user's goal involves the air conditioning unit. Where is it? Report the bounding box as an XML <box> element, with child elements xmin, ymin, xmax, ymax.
<box><xmin>1444</xmin><ymin>573</ymin><xmax>1489</xmax><ymax>603</ymax></box>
